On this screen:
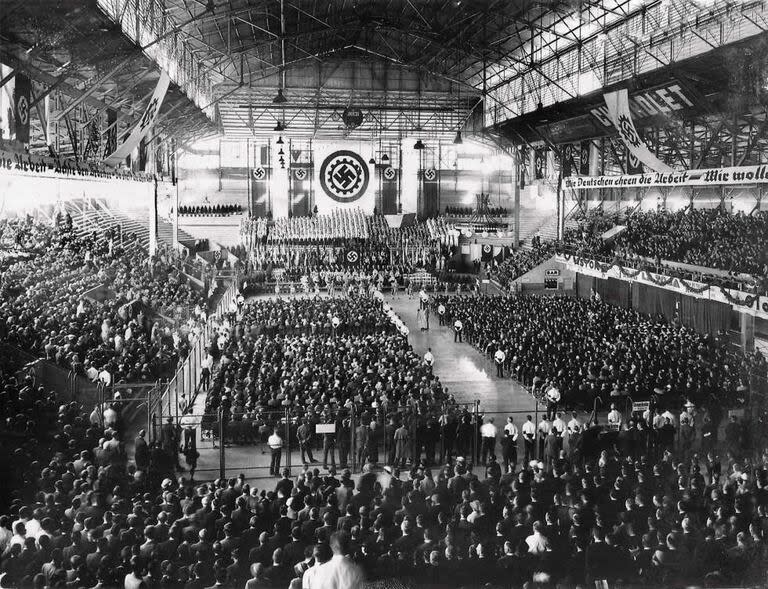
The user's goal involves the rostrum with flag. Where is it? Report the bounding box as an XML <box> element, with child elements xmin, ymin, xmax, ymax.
<box><xmin>481</xmin><ymin>243</ymin><xmax>493</xmax><ymax>262</ymax></box>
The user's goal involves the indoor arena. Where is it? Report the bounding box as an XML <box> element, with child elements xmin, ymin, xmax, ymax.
<box><xmin>1</xmin><ymin>1</ymin><xmax>767</xmax><ymax>588</ymax></box>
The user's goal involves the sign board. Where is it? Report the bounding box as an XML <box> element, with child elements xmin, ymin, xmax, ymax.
<box><xmin>481</xmin><ymin>279</ymin><xmax>490</xmax><ymax>284</ymax></box>
<box><xmin>632</xmin><ymin>401</ymin><xmax>651</xmax><ymax>413</ymax></box>
<box><xmin>315</xmin><ymin>423</ymin><xmax>336</xmax><ymax>434</ymax></box>
<box><xmin>564</xmin><ymin>165</ymin><xmax>768</xmax><ymax>190</ymax></box>
<box><xmin>545</xmin><ymin>269</ymin><xmax>560</xmax><ymax>277</ymax></box>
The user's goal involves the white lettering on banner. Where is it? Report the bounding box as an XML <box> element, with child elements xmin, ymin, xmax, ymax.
<box><xmin>104</xmin><ymin>71</ymin><xmax>171</xmax><ymax>166</ymax></box>
<box><xmin>604</xmin><ymin>89</ymin><xmax>674</xmax><ymax>173</ymax></box>
<box><xmin>0</xmin><ymin>149</ymin><xmax>152</xmax><ymax>182</ymax></box>
<box><xmin>591</xmin><ymin>83</ymin><xmax>695</xmax><ymax>126</ymax></box>
<box><xmin>563</xmin><ymin>164</ymin><xmax>768</xmax><ymax>190</ymax></box>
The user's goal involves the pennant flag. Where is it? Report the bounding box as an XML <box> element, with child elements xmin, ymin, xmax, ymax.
<box><xmin>627</xmin><ymin>150</ymin><xmax>643</xmax><ymax>174</ymax></box>
<box><xmin>604</xmin><ymin>89</ymin><xmax>673</xmax><ymax>173</ymax></box>
<box><xmin>291</xmin><ymin>149</ymin><xmax>302</xmax><ymax>162</ymax></box>
<box><xmin>13</xmin><ymin>73</ymin><xmax>31</xmax><ymax>144</ymax></box>
<box><xmin>105</xmin><ymin>70</ymin><xmax>170</xmax><ymax>166</ymax></box>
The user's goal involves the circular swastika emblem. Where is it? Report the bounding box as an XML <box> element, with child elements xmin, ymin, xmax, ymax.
<box><xmin>383</xmin><ymin>166</ymin><xmax>396</xmax><ymax>181</ymax></box>
<box><xmin>294</xmin><ymin>168</ymin><xmax>307</xmax><ymax>181</ymax></box>
<box><xmin>319</xmin><ymin>150</ymin><xmax>369</xmax><ymax>203</ymax></box>
<box><xmin>346</xmin><ymin>250</ymin><xmax>359</xmax><ymax>263</ymax></box>
<box><xmin>423</xmin><ymin>168</ymin><xmax>436</xmax><ymax>181</ymax></box>
<box><xmin>483</xmin><ymin>244</ymin><xmax>492</xmax><ymax>253</ymax></box>
<box><xmin>16</xmin><ymin>95</ymin><xmax>29</xmax><ymax>126</ymax></box>
<box><xmin>253</xmin><ymin>167</ymin><xmax>266</xmax><ymax>180</ymax></box>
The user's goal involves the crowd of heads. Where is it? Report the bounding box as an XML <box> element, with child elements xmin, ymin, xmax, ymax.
<box><xmin>435</xmin><ymin>293</ymin><xmax>766</xmax><ymax>414</ymax></box>
<box><xmin>0</xmin><ymin>220</ymin><xmax>207</xmax><ymax>386</ymax></box>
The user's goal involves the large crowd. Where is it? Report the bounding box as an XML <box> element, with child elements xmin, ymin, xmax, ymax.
<box><xmin>435</xmin><ymin>294</ymin><xmax>767</xmax><ymax>417</ymax></box>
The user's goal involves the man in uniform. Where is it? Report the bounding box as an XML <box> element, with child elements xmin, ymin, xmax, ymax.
<box><xmin>297</xmin><ymin>419</ymin><xmax>315</xmax><ymax>465</ymax></box>
<box><xmin>502</xmin><ymin>416</ymin><xmax>518</xmax><ymax>473</ymax></box>
<box><xmin>494</xmin><ymin>347</ymin><xmax>506</xmax><ymax>378</ymax></box>
<box><xmin>453</xmin><ymin>319</ymin><xmax>463</xmax><ymax>343</ymax></box>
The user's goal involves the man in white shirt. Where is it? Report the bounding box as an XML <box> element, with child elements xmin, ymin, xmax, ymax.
<box><xmin>502</xmin><ymin>416</ymin><xmax>519</xmax><ymax>472</ymax></box>
<box><xmin>522</xmin><ymin>415</ymin><xmax>536</xmax><ymax>464</ymax></box>
<box><xmin>494</xmin><ymin>347</ymin><xmax>506</xmax><ymax>378</ymax></box>
<box><xmin>566</xmin><ymin>411</ymin><xmax>582</xmax><ymax>433</ymax></box>
<box><xmin>607</xmin><ymin>403</ymin><xmax>623</xmax><ymax>427</ymax></box>
<box><xmin>480</xmin><ymin>417</ymin><xmax>498</xmax><ymax>466</ymax></box>
<box><xmin>545</xmin><ymin>385</ymin><xmax>561</xmax><ymax>419</ymax></box>
<box><xmin>525</xmin><ymin>521</ymin><xmax>551</xmax><ymax>555</ymax></box>
<box><xmin>268</xmin><ymin>429</ymin><xmax>283</xmax><ymax>477</ymax></box>
<box><xmin>423</xmin><ymin>348</ymin><xmax>434</xmax><ymax>367</ymax></box>
<box><xmin>552</xmin><ymin>412</ymin><xmax>567</xmax><ymax>437</ymax></box>
<box><xmin>302</xmin><ymin>543</ymin><xmax>333</xmax><ymax>589</ymax></box>
<box><xmin>453</xmin><ymin>319</ymin><xmax>463</xmax><ymax>342</ymax></box>
<box><xmin>311</xmin><ymin>532</ymin><xmax>364</xmax><ymax>589</ymax></box>
<box><xmin>437</xmin><ymin>303</ymin><xmax>446</xmax><ymax>325</ymax></box>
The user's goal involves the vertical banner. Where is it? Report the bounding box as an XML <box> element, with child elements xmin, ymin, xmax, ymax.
<box><xmin>251</xmin><ymin>141</ymin><xmax>270</xmax><ymax>218</ymax></box>
<box><xmin>561</xmin><ymin>144</ymin><xmax>574</xmax><ymax>177</ymax></box>
<box><xmin>626</xmin><ymin>150</ymin><xmax>643</xmax><ymax>174</ymax></box>
<box><xmin>604</xmin><ymin>89</ymin><xmax>673</xmax><ymax>173</ymax></box>
<box><xmin>381</xmin><ymin>165</ymin><xmax>398</xmax><ymax>214</ymax></box>
<box><xmin>534</xmin><ymin>147</ymin><xmax>547</xmax><ymax>179</ymax></box>
<box><xmin>290</xmin><ymin>165</ymin><xmax>311</xmax><ymax>217</ymax></box>
<box><xmin>105</xmin><ymin>71</ymin><xmax>170</xmax><ymax>166</ymax></box>
<box><xmin>104</xmin><ymin>109</ymin><xmax>117</xmax><ymax>157</ymax></box>
<box><xmin>579</xmin><ymin>140</ymin><xmax>591</xmax><ymax>175</ymax></box>
<box><xmin>519</xmin><ymin>146</ymin><xmax>528</xmax><ymax>188</ymax></box>
<box><xmin>421</xmin><ymin>168</ymin><xmax>439</xmax><ymax>218</ymax></box>
<box><xmin>13</xmin><ymin>73</ymin><xmax>31</xmax><ymax>144</ymax></box>
<box><xmin>138</xmin><ymin>137</ymin><xmax>148</xmax><ymax>171</ymax></box>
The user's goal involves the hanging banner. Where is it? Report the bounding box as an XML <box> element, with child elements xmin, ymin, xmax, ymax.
<box><xmin>579</xmin><ymin>141</ymin><xmax>591</xmax><ymax>176</ymax></box>
<box><xmin>626</xmin><ymin>151</ymin><xmax>643</xmax><ymax>174</ymax></box>
<box><xmin>564</xmin><ymin>164</ymin><xmax>768</xmax><ymax>190</ymax></box>
<box><xmin>104</xmin><ymin>71</ymin><xmax>170</xmax><ymax>166</ymax></box>
<box><xmin>13</xmin><ymin>73</ymin><xmax>31</xmax><ymax>144</ymax></box>
<box><xmin>534</xmin><ymin>147</ymin><xmax>547</xmax><ymax>179</ymax></box>
<box><xmin>561</xmin><ymin>144</ymin><xmax>574</xmax><ymax>177</ymax></box>
<box><xmin>604</xmin><ymin>89</ymin><xmax>673</xmax><ymax>173</ymax></box>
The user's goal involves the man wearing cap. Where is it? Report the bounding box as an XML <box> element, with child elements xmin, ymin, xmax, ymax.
<box><xmin>268</xmin><ymin>428</ymin><xmax>284</xmax><ymax>476</ymax></box>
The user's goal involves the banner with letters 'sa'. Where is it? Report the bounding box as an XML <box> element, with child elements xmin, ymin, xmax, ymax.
<box><xmin>104</xmin><ymin>71</ymin><xmax>170</xmax><ymax>166</ymax></box>
<box><xmin>604</xmin><ymin>89</ymin><xmax>673</xmax><ymax>174</ymax></box>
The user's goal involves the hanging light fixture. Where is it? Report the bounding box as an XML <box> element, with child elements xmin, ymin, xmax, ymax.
<box><xmin>453</xmin><ymin>130</ymin><xmax>463</xmax><ymax>144</ymax></box>
<box><xmin>278</xmin><ymin>147</ymin><xmax>285</xmax><ymax>156</ymax></box>
<box><xmin>273</xmin><ymin>88</ymin><xmax>287</xmax><ymax>104</ymax></box>
<box><xmin>368</xmin><ymin>156</ymin><xmax>376</xmax><ymax>164</ymax></box>
<box><xmin>274</xmin><ymin>121</ymin><xmax>285</xmax><ymax>132</ymax></box>
<box><xmin>276</xmin><ymin>136</ymin><xmax>284</xmax><ymax>145</ymax></box>
<box><xmin>413</xmin><ymin>139</ymin><xmax>425</xmax><ymax>150</ymax></box>
<box><xmin>381</xmin><ymin>153</ymin><xmax>389</xmax><ymax>162</ymax></box>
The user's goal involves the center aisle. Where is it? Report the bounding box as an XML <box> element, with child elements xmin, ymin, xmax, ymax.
<box><xmin>385</xmin><ymin>293</ymin><xmax>541</xmax><ymax>415</ymax></box>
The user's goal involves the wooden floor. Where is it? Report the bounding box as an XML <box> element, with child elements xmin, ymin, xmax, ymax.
<box><xmin>188</xmin><ymin>292</ymin><xmax>545</xmax><ymax>482</ymax></box>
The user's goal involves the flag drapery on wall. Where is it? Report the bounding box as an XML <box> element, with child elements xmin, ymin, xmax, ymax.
<box><xmin>13</xmin><ymin>73</ymin><xmax>31</xmax><ymax>144</ymax></box>
<box><xmin>604</xmin><ymin>89</ymin><xmax>673</xmax><ymax>173</ymax></box>
<box><xmin>534</xmin><ymin>147</ymin><xmax>547</xmax><ymax>179</ymax></box>
<box><xmin>105</xmin><ymin>71</ymin><xmax>170</xmax><ymax>166</ymax></box>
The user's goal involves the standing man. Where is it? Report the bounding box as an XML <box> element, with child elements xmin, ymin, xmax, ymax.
<box><xmin>394</xmin><ymin>421</ymin><xmax>409</xmax><ymax>468</ymax></box>
<box><xmin>480</xmin><ymin>417</ymin><xmax>498</xmax><ymax>466</ymax></box>
<box><xmin>522</xmin><ymin>415</ymin><xmax>536</xmax><ymax>464</ymax></box>
<box><xmin>297</xmin><ymin>419</ymin><xmax>315</xmax><ymax>465</ymax></box>
<box><xmin>355</xmin><ymin>421</ymin><xmax>369</xmax><ymax>469</ymax></box>
<box><xmin>545</xmin><ymin>384</ymin><xmax>560</xmax><ymax>420</ymax></box>
<box><xmin>537</xmin><ymin>415</ymin><xmax>551</xmax><ymax>459</ymax></box>
<box><xmin>134</xmin><ymin>429</ymin><xmax>149</xmax><ymax>473</ymax></box>
<box><xmin>437</xmin><ymin>302</ymin><xmax>446</xmax><ymax>326</ymax></box>
<box><xmin>453</xmin><ymin>318</ymin><xmax>463</xmax><ymax>343</ymax></box>
<box><xmin>323</xmin><ymin>420</ymin><xmax>337</xmax><ymax>470</ymax></box>
<box><xmin>268</xmin><ymin>428</ymin><xmax>283</xmax><ymax>477</ymax></box>
<box><xmin>494</xmin><ymin>347</ymin><xmax>506</xmax><ymax>378</ymax></box>
<box><xmin>502</xmin><ymin>417</ymin><xmax>518</xmax><ymax>473</ymax></box>
<box><xmin>424</xmin><ymin>348</ymin><xmax>434</xmax><ymax>367</ymax></box>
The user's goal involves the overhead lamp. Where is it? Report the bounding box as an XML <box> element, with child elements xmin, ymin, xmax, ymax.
<box><xmin>274</xmin><ymin>121</ymin><xmax>285</xmax><ymax>132</ymax></box>
<box><xmin>278</xmin><ymin>148</ymin><xmax>285</xmax><ymax>156</ymax></box>
<box><xmin>273</xmin><ymin>88</ymin><xmax>287</xmax><ymax>104</ymax></box>
<box><xmin>275</xmin><ymin>135</ymin><xmax>284</xmax><ymax>145</ymax></box>
<box><xmin>368</xmin><ymin>157</ymin><xmax>376</xmax><ymax>164</ymax></box>
<box><xmin>381</xmin><ymin>153</ymin><xmax>389</xmax><ymax>162</ymax></box>
<box><xmin>453</xmin><ymin>130</ymin><xmax>463</xmax><ymax>145</ymax></box>
<box><xmin>413</xmin><ymin>139</ymin><xmax>425</xmax><ymax>150</ymax></box>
